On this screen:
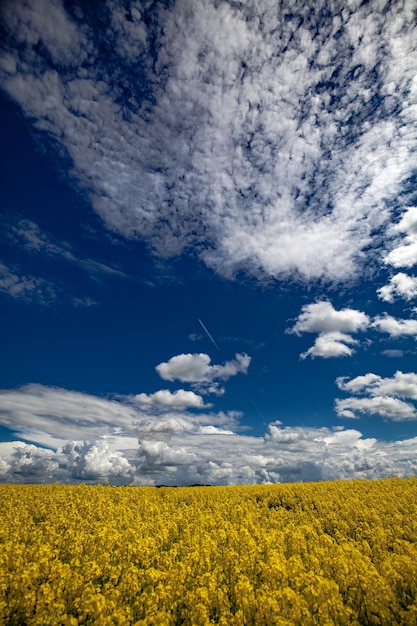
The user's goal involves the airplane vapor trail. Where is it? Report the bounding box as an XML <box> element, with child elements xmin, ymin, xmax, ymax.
<box><xmin>197</xmin><ymin>318</ymin><xmax>267</xmax><ymax>427</ymax></box>
<box><xmin>198</xmin><ymin>318</ymin><xmax>221</xmax><ymax>353</ymax></box>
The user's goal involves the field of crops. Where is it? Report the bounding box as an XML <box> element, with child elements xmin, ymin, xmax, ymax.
<box><xmin>0</xmin><ymin>478</ymin><xmax>416</xmax><ymax>625</ymax></box>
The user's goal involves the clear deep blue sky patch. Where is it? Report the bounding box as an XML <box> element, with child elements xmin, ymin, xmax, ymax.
<box><xmin>0</xmin><ymin>0</ymin><xmax>417</xmax><ymax>485</ymax></box>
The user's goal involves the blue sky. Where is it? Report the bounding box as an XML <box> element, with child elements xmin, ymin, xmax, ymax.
<box><xmin>0</xmin><ymin>0</ymin><xmax>417</xmax><ymax>485</ymax></box>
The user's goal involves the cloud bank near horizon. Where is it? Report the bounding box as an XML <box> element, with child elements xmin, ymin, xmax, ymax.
<box><xmin>0</xmin><ymin>382</ymin><xmax>417</xmax><ymax>485</ymax></box>
<box><xmin>1</xmin><ymin>0</ymin><xmax>416</xmax><ymax>283</ymax></box>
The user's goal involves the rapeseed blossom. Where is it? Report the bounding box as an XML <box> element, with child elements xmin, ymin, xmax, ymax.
<box><xmin>0</xmin><ymin>478</ymin><xmax>416</xmax><ymax>624</ymax></box>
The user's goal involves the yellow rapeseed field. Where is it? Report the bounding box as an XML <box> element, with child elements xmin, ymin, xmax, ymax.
<box><xmin>0</xmin><ymin>478</ymin><xmax>416</xmax><ymax>625</ymax></box>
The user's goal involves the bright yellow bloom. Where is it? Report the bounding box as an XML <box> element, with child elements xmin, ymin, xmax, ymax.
<box><xmin>0</xmin><ymin>478</ymin><xmax>416</xmax><ymax>624</ymax></box>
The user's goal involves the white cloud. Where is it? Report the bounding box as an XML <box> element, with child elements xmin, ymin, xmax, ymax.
<box><xmin>0</xmin><ymin>383</ymin><xmax>139</xmax><ymax>447</ymax></box>
<box><xmin>0</xmin><ymin>441</ymin><xmax>59</xmax><ymax>483</ymax></box>
<box><xmin>0</xmin><ymin>262</ymin><xmax>57</xmax><ymax>304</ymax></box>
<box><xmin>371</xmin><ymin>314</ymin><xmax>417</xmax><ymax>337</ymax></box>
<box><xmin>7</xmin><ymin>218</ymin><xmax>69</xmax><ymax>256</ymax></box>
<box><xmin>377</xmin><ymin>272</ymin><xmax>417</xmax><ymax>302</ymax></box>
<box><xmin>337</xmin><ymin>371</ymin><xmax>417</xmax><ymax>400</ymax></box>
<box><xmin>1</xmin><ymin>1</ymin><xmax>416</xmax><ymax>282</ymax></box>
<box><xmin>134</xmin><ymin>389</ymin><xmax>207</xmax><ymax>408</ymax></box>
<box><xmin>0</xmin><ymin>217</ymin><xmax>127</xmax><ymax>306</ymax></box>
<box><xmin>300</xmin><ymin>331</ymin><xmax>359</xmax><ymax>359</ymax></box>
<box><xmin>2</xmin><ymin>218</ymin><xmax>127</xmax><ymax>282</ymax></box>
<box><xmin>381</xmin><ymin>349</ymin><xmax>405</xmax><ymax>358</ymax></box>
<box><xmin>335</xmin><ymin>371</ymin><xmax>417</xmax><ymax>420</ymax></box>
<box><xmin>0</xmin><ymin>0</ymin><xmax>88</xmax><ymax>66</ymax></box>
<box><xmin>0</xmin><ymin>261</ymin><xmax>97</xmax><ymax>307</ymax></box>
<box><xmin>155</xmin><ymin>352</ymin><xmax>251</xmax><ymax>387</ymax></box>
<box><xmin>384</xmin><ymin>208</ymin><xmax>417</xmax><ymax>269</ymax></box>
<box><xmin>156</xmin><ymin>353</ymin><xmax>211</xmax><ymax>383</ymax></box>
<box><xmin>385</xmin><ymin>242</ymin><xmax>417</xmax><ymax>269</ymax></box>
<box><xmin>133</xmin><ymin>409</ymin><xmax>240</xmax><ymax>440</ymax></box>
<box><xmin>198</xmin><ymin>425</ymin><xmax>234</xmax><ymax>436</ymax></box>
<box><xmin>1</xmin><ymin>384</ymin><xmax>417</xmax><ymax>484</ymax></box>
<box><xmin>291</xmin><ymin>302</ymin><xmax>417</xmax><ymax>359</ymax></box>
<box><xmin>394</xmin><ymin>207</ymin><xmax>417</xmax><ymax>237</ymax></box>
<box><xmin>289</xmin><ymin>301</ymin><xmax>369</xmax><ymax>358</ymax></box>
<box><xmin>61</xmin><ymin>440</ymin><xmax>133</xmax><ymax>482</ymax></box>
<box><xmin>335</xmin><ymin>396</ymin><xmax>417</xmax><ymax>421</ymax></box>
<box><xmin>336</xmin><ymin>373</ymin><xmax>382</xmax><ymax>394</ymax></box>
<box><xmin>0</xmin><ymin>440</ymin><xmax>133</xmax><ymax>485</ymax></box>
<box><xmin>290</xmin><ymin>301</ymin><xmax>370</xmax><ymax>335</ymax></box>
<box><xmin>320</xmin><ymin>429</ymin><xmax>376</xmax><ymax>449</ymax></box>
<box><xmin>138</xmin><ymin>440</ymin><xmax>198</xmax><ymax>468</ymax></box>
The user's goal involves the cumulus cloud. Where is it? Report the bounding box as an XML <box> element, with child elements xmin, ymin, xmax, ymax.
<box><xmin>155</xmin><ymin>353</ymin><xmax>251</xmax><ymax>390</ymax></box>
<box><xmin>394</xmin><ymin>207</ymin><xmax>417</xmax><ymax>237</ymax></box>
<box><xmin>0</xmin><ymin>441</ymin><xmax>59</xmax><ymax>483</ymax></box>
<box><xmin>289</xmin><ymin>301</ymin><xmax>369</xmax><ymax>358</ymax></box>
<box><xmin>134</xmin><ymin>389</ymin><xmax>207</xmax><ymax>408</ymax></box>
<box><xmin>335</xmin><ymin>371</ymin><xmax>417</xmax><ymax>420</ymax></box>
<box><xmin>290</xmin><ymin>301</ymin><xmax>370</xmax><ymax>335</ymax></box>
<box><xmin>290</xmin><ymin>300</ymin><xmax>417</xmax><ymax>357</ymax></box>
<box><xmin>371</xmin><ymin>314</ymin><xmax>417</xmax><ymax>337</ymax></box>
<box><xmin>337</xmin><ymin>371</ymin><xmax>417</xmax><ymax>400</ymax></box>
<box><xmin>336</xmin><ymin>396</ymin><xmax>417</xmax><ymax>421</ymax></box>
<box><xmin>0</xmin><ymin>440</ymin><xmax>133</xmax><ymax>484</ymax></box>
<box><xmin>1</xmin><ymin>384</ymin><xmax>417</xmax><ymax>484</ymax></box>
<box><xmin>379</xmin><ymin>209</ymin><xmax>417</xmax><ymax>303</ymax></box>
<box><xmin>133</xmin><ymin>408</ymin><xmax>240</xmax><ymax>439</ymax></box>
<box><xmin>198</xmin><ymin>425</ymin><xmax>235</xmax><ymax>436</ymax></box>
<box><xmin>1</xmin><ymin>0</ymin><xmax>416</xmax><ymax>282</ymax></box>
<box><xmin>138</xmin><ymin>440</ymin><xmax>198</xmax><ymax>469</ymax></box>
<box><xmin>384</xmin><ymin>207</ymin><xmax>417</xmax><ymax>269</ymax></box>
<box><xmin>300</xmin><ymin>331</ymin><xmax>359</xmax><ymax>359</ymax></box>
<box><xmin>385</xmin><ymin>243</ymin><xmax>417</xmax><ymax>270</ymax></box>
<box><xmin>377</xmin><ymin>272</ymin><xmax>417</xmax><ymax>302</ymax></box>
<box><xmin>62</xmin><ymin>440</ymin><xmax>133</xmax><ymax>483</ymax></box>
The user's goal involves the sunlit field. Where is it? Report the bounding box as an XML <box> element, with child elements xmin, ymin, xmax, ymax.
<box><xmin>1</xmin><ymin>478</ymin><xmax>416</xmax><ymax>625</ymax></box>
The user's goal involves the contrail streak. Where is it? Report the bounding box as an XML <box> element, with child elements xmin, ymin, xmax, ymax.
<box><xmin>198</xmin><ymin>318</ymin><xmax>221</xmax><ymax>352</ymax></box>
<box><xmin>197</xmin><ymin>318</ymin><xmax>267</xmax><ymax>427</ymax></box>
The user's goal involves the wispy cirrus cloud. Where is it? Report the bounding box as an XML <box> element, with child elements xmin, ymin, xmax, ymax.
<box><xmin>0</xmin><ymin>383</ymin><xmax>140</xmax><ymax>449</ymax></box>
<box><xmin>0</xmin><ymin>262</ymin><xmax>58</xmax><ymax>304</ymax></box>
<box><xmin>1</xmin><ymin>0</ymin><xmax>416</xmax><ymax>282</ymax></box>
<box><xmin>0</xmin><ymin>261</ymin><xmax>96</xmax><ymax>307</ymax></box>
<box><xmin>4</xmin><ymin>218</ymin><xmax>127</xmax><ymax>281</ymax></box>
<box><xmin>0</xmin><ymin>216</ymin><xmax>127</xmax><ymax>305</ymax></box>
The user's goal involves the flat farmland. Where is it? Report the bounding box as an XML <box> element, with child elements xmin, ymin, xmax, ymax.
<box><xmin>1</xmin><ymin>478</ymin><xmax>416</xmax><ymax>625</ymax></box>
